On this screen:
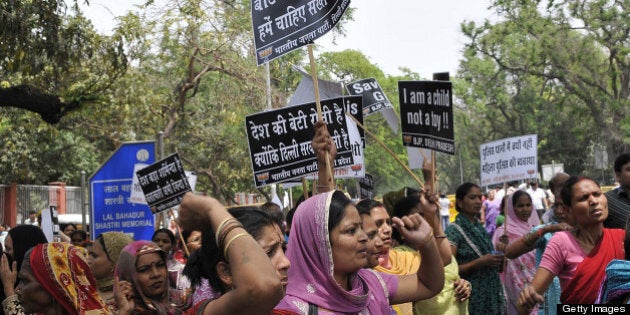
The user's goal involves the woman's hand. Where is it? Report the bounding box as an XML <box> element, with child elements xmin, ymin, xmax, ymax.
<box><xmin>115</xmin><ymin>277</ymin><xmax>135</xmax><ymax>315</ymax></box>
<box><xmin>178</xmin><ymin>192</ymin><xmax>221</xmax><ymax>232</ymax></box>
<box><xmin>312</xmin><ymin>120</ymin><xmax>336</xmax><ymax>165</ymax></box>
<box><xmin>453</xmin><ymin>279</ymin><xmax>471</xmax><ymax>302</ymax></box>
<box><xmin>0</xmin><ymin>254</ymin><xmax>17</xmax><ymax>295</ymax></box>
<box><xmin>518</xmin><ymin>285</ymin><xmax>544</xmax><ymax>314</ymax></box>
<box><xmin>545</xmin><ymin>222</ymin><xmax>573</xmax><ymax>234</ymax></box>
<box><xmin>480</xmin><ymin>253</ymin><xmax>504</xmax><ymax>268</ymax></box>
<box><xmin>417</xmin><ymin>190</ymin><xmax>439</xmax><ymax>218</ymax></box>
<box><xmin>392</xmin><ymin>213</ymin><xmax>433</xmax><ymax>250</ymax></box>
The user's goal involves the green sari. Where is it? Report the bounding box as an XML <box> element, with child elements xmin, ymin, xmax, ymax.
<box><xmin>445</xmin><ymin>214</ymin><xmax>505</xmax><ymax>315</ymax></box>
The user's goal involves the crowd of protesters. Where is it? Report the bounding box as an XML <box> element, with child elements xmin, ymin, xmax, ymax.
<box><xmin>0</xmin><ymin>121</ymin><xmax>628</xmax><ymax>315</ymax></box>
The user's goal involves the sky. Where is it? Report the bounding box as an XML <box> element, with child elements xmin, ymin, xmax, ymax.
<box><xmin>81</xmin><ymin>0</ymin><xmax>497</xmax><ymax>79</ymax></box>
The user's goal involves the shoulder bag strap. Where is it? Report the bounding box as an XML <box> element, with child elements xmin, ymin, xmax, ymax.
<box><xmin>451</xmin><ymin>222</ymin><xmax>484</xmax><ymax>258</ymax></box>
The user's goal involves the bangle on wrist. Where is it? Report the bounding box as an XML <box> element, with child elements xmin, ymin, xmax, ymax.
<box><xmin>218</xmin><ymin>222</ymin><xmax>244</xmax><ymax>249</ymax></box>
<box><xmin>223</xmin><ymin>232</ymin><xmax>249</xmax><ymax>261</ymax></box>
<box><xmin>418</xmin><ymin>230</ymin><xmax>434</xmax><ymax>249</ymax></box>
<box><xmin>521</xmin><ymin>233</ymin><xmax>533</xmax><ymax>247</ymax></box>
<box><xmin>215</xmin><ymin>218</ymin><xmax>235</xmax><ymax>246</ymax></box>
<box><xmin>434</xmin><ymin>235</ymin><xmax>447</xmax><ymax>239</ymax></box>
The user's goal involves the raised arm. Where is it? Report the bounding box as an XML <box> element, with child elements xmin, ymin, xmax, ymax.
<box><xmin>312</xmin><ymin>120</ymin><xmax>336</xmax><ymax>193</ymax></box>
<box><xmin>178</xmin><ymin>193</ymin><xmax>284</xmax><ymax>315</ymax></box>
<box><xmin>418</xmin><ymin>192</ymin><xmax>452</xmax><ymax>265</ymax></box>
<box><xmin>390</xmin><ymin>213</ymin><xmax>445</xmax><ymax>304</ymax></box>
<box><xmin>419</xmin><ymin>157</ymin><xmax>452</xmax><ymax>265</ymax></box>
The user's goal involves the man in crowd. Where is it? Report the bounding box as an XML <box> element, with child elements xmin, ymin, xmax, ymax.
<box><xmin>528</xmin><ymin>181</ymin><xmax>549</xmax><ymax>221</ymax></box>
<box><xmin>26</xmin><ymin>210</ymin><xmax>39</xmax><ymax>226</ymax></box>
<box><xmin>605</xmin><ymin>153</ymin><xmax>630</xmax><ymax>229</ymax></box>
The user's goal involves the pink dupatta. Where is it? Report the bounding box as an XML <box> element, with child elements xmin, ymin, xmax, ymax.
<box><xmin>276</xmin><ymin>191</ymin><xmax>396</xmax><ymax>314</ymax></box>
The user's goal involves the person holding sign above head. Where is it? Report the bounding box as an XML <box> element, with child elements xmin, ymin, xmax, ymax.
<box><xmin>518</xmin><ymin>176</ymin><xmax>625</xmax><ymax>313</ymax></box>
<box><xmin>445</xmin><ymin>182</ymin><xmax>506</xmax><ymax>315</ymax></box>
<box><xmin>390</xmin><ymin>194</ymin><xmax>471</xmax><ymax>315</ymax></box>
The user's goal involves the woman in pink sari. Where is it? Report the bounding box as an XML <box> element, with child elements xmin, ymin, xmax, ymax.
<box><xmin>518</xmin><ymin>176</ymin><xmax>625</xmax><ymax>313</ymax></box>
<box><xmin>276</xmin><ymin>190</ymin><xmax>445</xmax><ymax>314</ymax></box>
<box><xmin>492</xmin><ymin>190</ymin><xmax>540</xmax><ymax>314</ymax></box>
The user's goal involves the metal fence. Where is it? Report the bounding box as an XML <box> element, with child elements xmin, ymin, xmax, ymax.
<box><xmin>65</xmin><ymin>186</ymin><xmax>84</xmax><ymax>215</ymax></box>
<box><xmin>1</xmin><ymin>185</ymin><xmax>84</xmax><ymax>225</ymax></box>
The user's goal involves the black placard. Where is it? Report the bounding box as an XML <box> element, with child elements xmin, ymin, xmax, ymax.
<box><xmin>252</xmin><ymin>0</ymin><xmax>351</xmax><ymax>65</ymax></box>
<box><xmin>399</xmin><ymin>81</ymin><xmax>455</xmax><ymax>155</ymax></box>
<box><xmin>346</xmin><ymin>78</ymin><xmax>394</xmax><ymax>117</ymax></box>
<box><xmin>246</xmin><ymin>97</ymin><xmax>354</xmax><ymax>187</ymax></box>
<box><xmin>136</xmin><ymin>153</ymin><xmax>192</xmax><ymax>214</ymax></box>
<box><xmin>359</xmin><ymin>174</ymin><xmax>374</xmax><ymax>199</ymax></box>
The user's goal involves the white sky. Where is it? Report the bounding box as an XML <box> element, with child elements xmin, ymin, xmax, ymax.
<box><xmin>81</xmin><ymin>0</ymin><xmax>497</xmax><ymax>79</ymax></box>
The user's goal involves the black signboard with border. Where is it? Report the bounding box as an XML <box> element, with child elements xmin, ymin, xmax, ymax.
<box><xmin>246</xmin><ymin>97</ymin><xmax>354</xmax><ymax>187</ymax></box>
<box><xmin>346</xmin><ymin>78</ymin><xmax>394</xmax><ymax>117</ymax></box>
<box><xmin>359</xmin><ymin>173</ymin><xmax>374</xmax><ymax>199</ymax></box>
<box><xmin>399</xmin><ymin>81</ymin><xmax>455</xmax><ymax>155</ymax></box>
<box><xmin>136</xmin><ymin>153</ymin><xmax>192</xmax><ymax>214</ymax></box>
<box><xmin>252</xmin><ymin>0</ymin><xmax>351</xmax><ymax>65</ymax></box>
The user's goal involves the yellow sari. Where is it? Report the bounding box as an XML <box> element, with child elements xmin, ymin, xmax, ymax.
<box><xmin>413</xmin><ymin>255</ymin><xmax>469</xmax><ymax>315</ymax></box>
<box><xmin>374</xmin><ymin>248</ymin><xmax>420</xmax><ymax>315</ymax></box>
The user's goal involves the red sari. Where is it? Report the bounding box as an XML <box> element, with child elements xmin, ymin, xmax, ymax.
<box><xmin>560</xmin><ymin>228</ymin><xmax>625</xmax><ymax>304</ymax></box>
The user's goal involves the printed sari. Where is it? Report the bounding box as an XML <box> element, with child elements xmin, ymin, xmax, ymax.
<box><xmin>492</xmin><ymin>192</ymin><xmax>540</xmax><ymax>315</ymax></box>
<box><xmin>446</xmin><ymin>214</ymin><xmax>505</xmax><ymax>315</ymax></box>
<box><xmin>30</xmin><ymin>242</ymin><xmax>111</xmax><ymax>315</ymax></box>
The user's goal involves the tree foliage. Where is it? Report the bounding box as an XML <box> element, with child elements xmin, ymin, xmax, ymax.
<box><xmin>456</xmin><ymin>0</ymin><xmax>629</xmax><ymax>183</ymax></box>
<box><xmin>2</xmin><ymin>0</ymin><xmax>627</xmax><ymax>200</ymax></box>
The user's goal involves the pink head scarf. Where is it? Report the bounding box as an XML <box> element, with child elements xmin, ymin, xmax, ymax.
<box><xmin>494</xmin><ymin>190</ymin><xmax>541</xmax><ymax>242</ymax></box>
<box><xmin>276</xmin><ymin>191</ymin><xmax>395</xmax><ymax>314</ymax></box>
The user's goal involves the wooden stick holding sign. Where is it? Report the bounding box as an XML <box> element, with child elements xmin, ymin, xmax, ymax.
<box><xmin>418</xmin><ymin>149</ymin><xmax>437</xmax><ymax>195</ymax></box>
<box><xmin>168</xmin><ymin>209</ymin><xmax>190</xmax><ymax>257</ymax></box>
<box><xmin>347</xmin><ymin>114</ymin><xmax>424</xmax><ymax>189</ymax></box>
<box><xmin>307</xmin><ymin>44</ymin><xmax>334</xmax><ymax>191</ymax></box>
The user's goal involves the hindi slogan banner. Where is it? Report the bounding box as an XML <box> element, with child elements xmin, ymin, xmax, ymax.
<box><xmin>306</xmin><ymin>113</ymin><xmax>363</xmax><ymax>179</ymax></box>
<box><xmin>246</xmin><ymin>97</ymin><xmax>354</xmax><ymax>187</ymax></box>
<box><xmin>359</xmin><ymin>174</ymin><xmax>374</xmax><ymax>199</ymax></box>
<box><xmin>399</xmin><ymin>81</ymin><xmax>455</xmax><ymax>155</ymax></box>
<box><xmin>136</xmin><ymin>153</ymin><xmax>192</xmax><ymax>214</ymax></box>
<box><xmin>479</xmin><ymin>134</ymin><xmax>538</xmax><ymax>187</ymax></box>
<box><xmin>252</xmin><ymin>0</ymin><xmax>351</xmax><ymax>65</ymax></box>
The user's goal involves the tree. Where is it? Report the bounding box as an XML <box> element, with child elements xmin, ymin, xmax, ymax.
<box><xmin>460</xmin><ymin>0</ymin><xmax>629</xmax><ymax>171</ymax></box>
<box><xmin>0</xmin><ymin>0</ymin><xmax>126</xmax><ymax>184</ymax></box>
<box><xmin>0</xmin><ymin>0</ymin><xmax>127</xmax><ymax>123</ymax></box>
